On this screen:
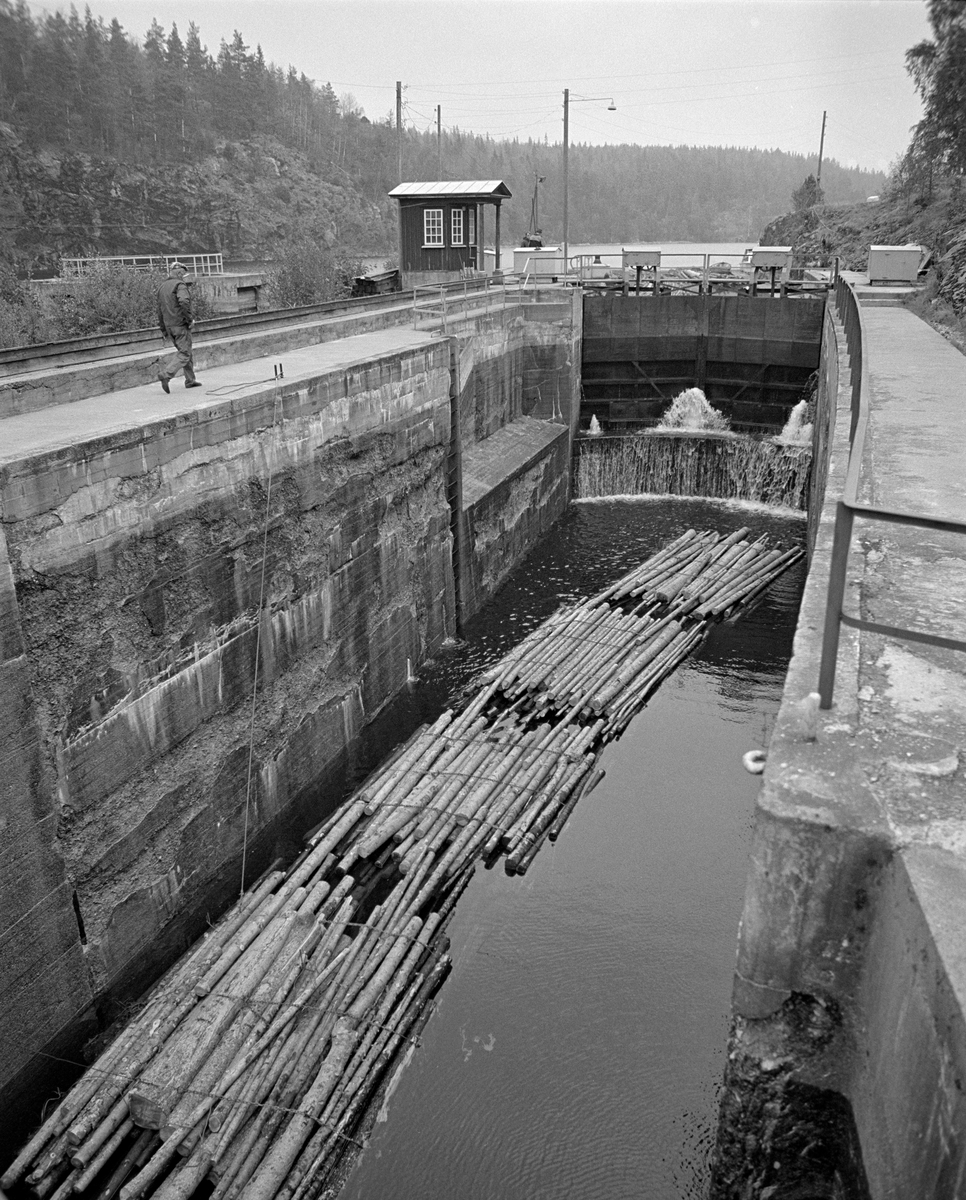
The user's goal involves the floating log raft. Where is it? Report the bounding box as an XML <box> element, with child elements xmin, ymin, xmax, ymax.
<box><xmin>3</xmin><ymin>527</ymin><xmax>803</xmax><ymax>1200</ymax></box>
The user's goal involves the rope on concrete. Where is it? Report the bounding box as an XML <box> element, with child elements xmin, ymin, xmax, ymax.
<box><xmin>240</xmin><ymin>382</ymin><xmax>282</xmax><ymax>898</ymax></box>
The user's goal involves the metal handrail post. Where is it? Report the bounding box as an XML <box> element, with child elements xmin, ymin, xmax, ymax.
<box><xmin>849</xmin><ymin>319</ymin><xmax>863</xmax><ymax>441</ymax></box>
<box><xmin>818</xmin><ymin>501</ymin><xmax>855</xmax><ymax>708</ymax></box>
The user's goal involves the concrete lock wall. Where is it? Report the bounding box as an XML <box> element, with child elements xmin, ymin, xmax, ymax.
<box><xmin>713</xmin><ymin>300</ymin><xmax>966</xmax><ymax>1198</ymax></box>
<box><xmin>0</xmin><ymin>294</ymin><xmax>580</xmax><ymax>1128</ymax></box>
<box><xmin>453</xmin><ymin>298</ymin><xmax>580</xmax><ymax>620</ymax></box>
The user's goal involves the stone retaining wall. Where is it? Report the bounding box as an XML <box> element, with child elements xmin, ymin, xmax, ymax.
<box><xmin>0</xmin><ymin>294</ymin><xmax>580</xmax><ymax>1145</ymax></box>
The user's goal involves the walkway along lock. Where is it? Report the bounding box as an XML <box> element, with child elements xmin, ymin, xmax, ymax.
<box><xmin>817</xmin><ymin>277</ymin><xmax>966</xmax><ymax>708</ymax></box>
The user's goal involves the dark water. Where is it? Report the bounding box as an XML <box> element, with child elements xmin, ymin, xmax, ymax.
<box><xmin>337</xmin><ymin>496</ymin><xmax>806</xmax><ymax>1200</ymax></box>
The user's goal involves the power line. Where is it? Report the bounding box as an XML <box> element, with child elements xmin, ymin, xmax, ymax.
<box><xmin>325</xmin><ymin>45</ymin><xmax>904</xmax><ymax>96</ymax></box>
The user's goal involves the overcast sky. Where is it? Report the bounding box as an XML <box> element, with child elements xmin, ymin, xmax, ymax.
<box><xmin>31</xmin><ymin>0</ymin><xmax>931</xmax><ymax>171</ymax></box>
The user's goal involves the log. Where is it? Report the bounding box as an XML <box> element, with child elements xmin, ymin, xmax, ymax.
<box><xmin>548</xmin><ymin>766</ymin><xmax>606</xmax><ymax>842</ymax></box>
<box><xmin>303</xmin><ymin>952</ymin><xmax>453</xmax><ymax>1196</ymax></box>
<box><xmin>361</xmin><ymin>712</ymin><xmax>453</xmax><ymax>816</ymax></box>
<box><xmin>66</xmin><ymin>1099</ymin><xmax>130</xmax><ymax>1174</ymax></box>
<box><xmin>112</xmin><ymin>1128</ymin><xmax>172</xmax><ymax>1200</ymax></box>
<box><xmin>25</xmin><ymin>1159</ymin><xmax>70</xmax><ymax>1198</ymax></box>
<box><xmin>593</xmin><ymin>528</ymin><xmax>702</xmax><ymax>602</ymax></box>
<box><xmin>452</xmin><ymin>738</ymin><xmax>532</xmax><ymax>827</ymax></box>
<box><xmin>68</xmin><ymin>1101</ymin><xmax>132</xmax><ymax>1170</ymax></box>
<box><xmin>508</xmin><ymin>757</ymin><xmax>600</xmax><ymax>874</ymax></box>
<box><xmin>201</xmin><ymin>916</ymin><xmax>361</xmax><ymax>1182</ymax></box>
<box><xmin>24</xmin><ymin>1134</ymin><xmax>72</xmax><ymax>1186</ymax></box>
<box><xmin>159</xmin><ymin>910</ymin><xmax>317</xmax><ymax>1142</ymax></box>
<box><xmin>70</xmin><ymin>1118</ymin><xmax>135</xmax><ymax>1179</ymax></box>
<box><xmin>10</xmin><ymin>875</ymin><xmax>282</xmax><ymax>1183</ymax></box>
<box><xmin>590</xmin><ymin>621</ymin><xmax>685</xmax><ymax>712</ymax></box>
<box><xmin>127</xmin><ymin>905</ymin><xmax>309</xmax><ymax>1131</ymax></box>
<box><xmin>318</xmin><ymin>915</ymin><xmax>444</xmax><ymax>1133</ymax></box>
<box><xmin>242</xmin><ymin>914</ymin><xmax>424</xmax><ymax>1200</ymax></box>
<box><xmin>148</xmin><ymin>1152</ymin><xmax>211</xmax><ymax>1200</ymax></box>
<box><xmin>37</xmin><ymin>1167</ymin><xmax>76</xmax><ymax>1200</ymax></box>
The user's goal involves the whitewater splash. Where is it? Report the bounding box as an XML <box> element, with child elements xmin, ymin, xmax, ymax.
<box><xmin>656</xmin><ymin>387</ymin><xmax>730</xmax><ymax>433</ymax></box>
<box><xmin>775</xmin><ymin>398</ymin><xmax>814</xmax><ymax>446</ymax></box>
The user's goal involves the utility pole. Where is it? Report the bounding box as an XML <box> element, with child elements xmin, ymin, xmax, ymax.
<box><xmin>816</xmin><ymin>110</ymin><xmax>827</xmax><ymax>191</ymax></box>
<box><xmin>562</xmin><ymin>91</ymin><xmax>614</xmax><ymax>276</ymax></box>
<box><xmin>562</xmin><ymin>88</ymin><xmax>569</xmax><ymax>275</ymax></box>
<box><xmin>396</xmin><ymin>80</ymin><xmax>403</xmax><ymax>183</ymax></box>
<box><xmin>437</xmin><ymin>105</ymin><xmax>441</xmax><ymax>179</ymax></box>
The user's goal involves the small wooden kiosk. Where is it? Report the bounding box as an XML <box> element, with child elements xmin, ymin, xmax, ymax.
<box><xmin>388</xmin><ymin>180</ymin><xmax>512</xmax><ymax>288</ymax></box>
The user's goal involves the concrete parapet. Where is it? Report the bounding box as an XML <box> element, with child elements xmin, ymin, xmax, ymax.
<box><xmin>192</xmin><ymin>271</ymin><xmax>265</xmax><ymax>315</ymax></box>
<box><xmin>715</xmin><ymin>301</ymin><xmax>966</xmax><ymax>1196</ymax></box>
<box><xmin>0</xmin><ymin>299</ymin><xmax>418</xmax><ymax>416</ymax></box>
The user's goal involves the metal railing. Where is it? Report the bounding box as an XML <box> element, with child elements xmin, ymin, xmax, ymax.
<box><xmin>60</xmin><ymin>253</ymin><xmax>225</xmax><ymax>276</ymax></box>
<box><xmin>411</xmin><ymin>273</ymin><xmax>534</xmax><ymax>331</ymax></box>
<box><xmin>546</xmin><ymin>250</ymin><xmax>832</xmax><ymax>295</ymax></box>
<box><xmin>817</xmin><ymin>277</ymin><xmax>966</xmax><ymax>707</ymax></box>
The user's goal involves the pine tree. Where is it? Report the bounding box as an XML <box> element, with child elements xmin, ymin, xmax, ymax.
<box><xmin>792</xmin><ymin>174</ymin><xmax>825</xmax><ymax>211</ymax></box>
<box><xmin>80</xmin><ymin>8</ymin><xmax>110</xmax><ymax>150</ymax></box>
<box><xmin>906</xmin><ymin>0</ymin><xmax>966</xmax><ymax>175</ymax></box>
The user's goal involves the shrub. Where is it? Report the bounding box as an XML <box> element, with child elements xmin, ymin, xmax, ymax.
<box><xmin>0</xmin><ymin>262</ymin><xmax>215</xmax><ymax>348</ymax></box>
<box><xmin>0</xmin><ymin>280</ymin><xmax>59</xmax><ymax>348</ymax></box>
<box><xmin>0</xmin><ymin>296</ymin><xmax>51</xmax><ymax>348</ymax></box>
<box><xmin>53</xmin><ymin>263</ymin><xmax>171</xmax><ymax>338</ymax></box>
<box><xmin>264</xmin><ymin>239</ymin><xmax>362</xmax><ymax>308</ymax></box>
<box><xmin>904</xmin><ymin>268</ymin><xmax>966</xmax><ymax>356</ymax></box>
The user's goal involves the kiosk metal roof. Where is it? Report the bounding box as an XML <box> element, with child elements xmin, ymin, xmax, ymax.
<box><xmin>388</xmin><ymin>180</ymin><xmax>511</xmax><ymax>200</ymax></box>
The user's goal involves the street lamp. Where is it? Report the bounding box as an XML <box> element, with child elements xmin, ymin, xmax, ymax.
<box><xmin>563</xmin><ymin>89</ymin><xmax>616</xmax><ymax>277</ymax></box>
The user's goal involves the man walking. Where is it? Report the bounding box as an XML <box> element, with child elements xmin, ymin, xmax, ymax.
<box><xmin>157</xmin><ymin>262</ymin><xmax>202</xmax><ymax>392</ymax></box>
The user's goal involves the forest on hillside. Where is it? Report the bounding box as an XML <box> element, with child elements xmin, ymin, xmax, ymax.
<box><xmin>0</xmin><ymin>0</ymin><xmax>889</xmax><ymax>272</ymax></box>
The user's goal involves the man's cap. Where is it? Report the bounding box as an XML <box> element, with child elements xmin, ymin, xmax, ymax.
<box><xmin>169</xmin><ymin>261</ymin><xmax>187</xmax><ymax>272</ymax></box>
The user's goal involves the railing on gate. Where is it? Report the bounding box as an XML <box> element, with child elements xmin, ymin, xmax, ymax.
<box><xmin>817</xmin><ymin>277</ymin><xmax>966</xmax><ymax>707</ymax></box>
<box><xmin>554</xmin><ymin>250</ymin><xmax>832</xmax><ymax>295</ymax></box>
<box><xmin>411</xmin><ymin>273</ymin><xmax>535</xmax><ymax>331</ymax></box>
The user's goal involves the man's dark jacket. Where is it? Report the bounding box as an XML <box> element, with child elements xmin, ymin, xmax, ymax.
<box><xmin>157</xmin><ymin>278</ymin><xmax>193</xmax><ymax>333</ymax></box>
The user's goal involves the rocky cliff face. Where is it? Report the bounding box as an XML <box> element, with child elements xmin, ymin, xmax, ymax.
<box><xmin>762</xmin><ymin>189</ymin><xmax>966</xmax><ymax>316</ymax></box>
<box><xmin>0</xmin><ymin>124</ymin><xmax>394</xmax><ymax>273</ymax></box>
